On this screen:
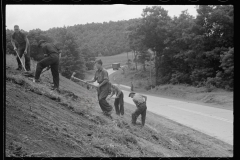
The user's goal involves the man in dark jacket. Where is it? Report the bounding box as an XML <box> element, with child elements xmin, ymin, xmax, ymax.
<box><xmin>11</xmin><ymin>25</ymin><xmax>31</xmax><ymax>71</ymax></box>
<box><xmin>33</xmin><ymin>40</ymin><xmax>60</xmax><ymax>90</ymax></box>
<box><xmin>129</xmin><ymin>92</ymin><xmax>147</xmax><ymax>127</ymax></box>
<box><xmin>87</xmin><ymin>59</ymin><xmax>113</xmax><ymax>116</ymax></box>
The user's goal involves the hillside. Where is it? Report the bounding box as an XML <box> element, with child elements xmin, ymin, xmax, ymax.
<box><xmin>5</xmin><ymin>54</ymin><xmax>233</xmax><ymax>157</ymax></box>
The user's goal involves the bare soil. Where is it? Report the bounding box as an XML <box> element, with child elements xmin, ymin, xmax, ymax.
<box><xmin>5</xmin><ymin>54</ymin><xmax>233</xmax><ymax>157</ymax></box>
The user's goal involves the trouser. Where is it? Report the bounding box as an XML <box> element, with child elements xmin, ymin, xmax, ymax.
<box><xmin>99</xmin><ymin>98</ymin><xmax>113</xmax><ymax>113</ymax></box>
<box><xmin>114</xmin><ymin>92</ymin><xmax>124</xmax><ymax>116</ymax></box>
<box><xmin>97</xmin><ymin>82</ymin><xmax>112</xmax><ymax>113</ymax></box>
<box><xmin>16</xmin><ymin>46</ymin><xmax>31</xmax><ymax>71</ymax></box>
<box><xmin>132</xmin><ymin>102</ymin><xmax>147</xmax><ymax>126</ymax></box>
<box><xmin>34</xmin><ymin>54</ymin><xmax>59</xmax><ymax>88</ymax></box>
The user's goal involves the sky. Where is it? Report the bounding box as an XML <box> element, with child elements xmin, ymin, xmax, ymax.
<box><xmin>6</xmin><ymin>5</ymin><xmax>198</xmax><ymax>32</ymax></box>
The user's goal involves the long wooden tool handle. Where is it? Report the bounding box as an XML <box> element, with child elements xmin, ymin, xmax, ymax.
<box><xmin>71</xmin><ymin>75</ymin><xmax>97</xmax><ymax>88</ymax></box>
<box><xmin>15</xmin><ymin>50</ymin><xmax>27</xmax><ymax>71</ymax></box>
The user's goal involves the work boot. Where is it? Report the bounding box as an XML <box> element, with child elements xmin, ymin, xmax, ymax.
<box><xmin>50</xmin><ymin>86</ymin><xmax>60</xmax><ymax>92</ymax></box>
<box><xmin>103</xmin><ymin>111</ymin><xmax>112</xmax><ymax>118</ymax></box>
<box><xmin>33</xmin><ymin>78</ymin><xmax>40</xmax><ymax>83</ymax></box>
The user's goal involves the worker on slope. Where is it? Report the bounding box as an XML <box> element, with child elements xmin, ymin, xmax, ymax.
<box><xmin>129</xmin><ymin>92</ymin><xmax>147</xmax><ymax>127</ymax></box>
<box><xmin>33</xmin><ymin>40</ymin><xmax>60</xmax><ymax>91</ymax></box>
<box><xmin>11</xmin><ymin>25</ymin><xmax>31</xmax><ymax>71</ymax></box>
<box><xmin>107</xmin><ymin>83</ymin><xmax>124</xmax><ymax>117</ymax></box>
<box><xmin>86</xmin><ymin>59</ymin><xmax>113</xmax><ymax>117</ymax></box>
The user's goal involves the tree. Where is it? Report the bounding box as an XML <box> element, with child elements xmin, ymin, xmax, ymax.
<box><xmin>137</xmin><ymin>6</ymin><xmax>172</xmax><ymax>84</ymax></box>
<box><xmin>59</xmin><ymin>30</ymin><xmax>86</xmax><ymax>79</ymax></box>
<box><xmin>6</xmin><ymin>29</ymin><xmax>15</xmax><ymax>55</ymax></box>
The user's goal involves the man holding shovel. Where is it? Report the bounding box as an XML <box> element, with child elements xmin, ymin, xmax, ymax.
<box><xmin>11</xmin><ymin>25</ymin><xmax>31</xmax><ymax>71</ymax></box>
<box><xmin>33</xmin><ymin>40</ymin><xmax>60</xmax><ymax>91</ymax></box>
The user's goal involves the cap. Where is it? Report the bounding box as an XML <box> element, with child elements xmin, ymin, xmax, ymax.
<box><xmin>94</xmin><ymin>59</ymin><xmax>102</xmax><ymax>65</ymax></box>
<box><xmin>38</xmin><ymin>40</ymin><xmax>46</xmax><ymax>47</ymax></box>
<box><xmin>129</xmin><ymin>92</ymin><xmax>136</xmax><ymax>97</ymax></box>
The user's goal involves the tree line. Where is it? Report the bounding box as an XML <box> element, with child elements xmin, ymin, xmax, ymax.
<box><xmin>127</xmin><ymin>5</ymin><xmax>233</xmax><ymax>90</ymax></box>
<box><xmin>6</xmin><ymin>5</ymin><xmax>233</xmax><ymax>90</ymax></box>
<box><xmin>6</xmin><ymin>20</ymin><xmax>136</xmax><ymax>79</ymax></box>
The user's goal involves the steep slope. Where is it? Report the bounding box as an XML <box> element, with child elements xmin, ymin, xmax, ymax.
<box><xmin>5</xmin><ymin>55</ymin><xmax>233</xmax><ymax>157</ymax></box>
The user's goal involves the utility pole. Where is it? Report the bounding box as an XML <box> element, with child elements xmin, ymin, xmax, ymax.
<box><xmin>150</xmin><ymin>62</ymin><xmax>152</xmax><ymax>90</ymax></box>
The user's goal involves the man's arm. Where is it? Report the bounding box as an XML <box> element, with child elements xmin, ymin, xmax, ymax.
<box><xmin>11</xmin><ymin>36</ymin><xmax>17</xmax><ymax>51</ymax></box>
<box><xmin>142</xmin><ymin>95</ymin><xmax>147</xmax><ymax>102</ymax></box>
<box><xmin>108</xmin><ymin>89</ymin><xmax>114</xmax><ymax>99</ymax></box>
<box><xmin>24</xmin><ymin>36</ymin><xmax>30</xmax><ymax>52</ymax></box>
<box><xmin>99</xmin><ymin>69</ymin><xmax>109</xmax><ymax>88</ymax></box>
<box><xmin>115</xmin><ymin>88</ymin><xmax>121</xmax><ymax>98</ymax></box>
<box><xmin>42</xmin><ymin>44</ymin><xmax>49</xmax><ymax>57</ymax></box>
<box><xmin>98</xmin><ymin>79</ymin><xmax>108</xmax><ymax>88</ymax></box>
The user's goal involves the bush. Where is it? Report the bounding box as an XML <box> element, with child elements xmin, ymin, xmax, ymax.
<box><xmin>85</xmin><ymin>61</ymin><xmax>94</xmax><ymax>70</ymax></box>
<box><xmin>170</xmin><ymin>72</ymin><xmax>191</xmax><ymax>84</ymax></box>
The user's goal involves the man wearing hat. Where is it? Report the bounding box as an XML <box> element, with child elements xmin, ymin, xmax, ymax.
<box><xmin>86</xmin><ymin>59</ymin><xmax>113</xmax><ymax>116</ymax></box>
<box><xmin>11</xmin><ymin>25</ymin><xmax>31</xmax><ymax>71</ymax></box>
<box><xmin>129</xmin><ymin>92</ymin><xmax>147</xmax><ymax>127</ymax></box>
<box><xmin>33</xmin><ymin>40</ymin><xmax>60</xmax><ymax>90</ymax></box>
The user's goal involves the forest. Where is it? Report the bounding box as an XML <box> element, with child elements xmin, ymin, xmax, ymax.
<box><xmin>6</xmin><ymin>5</ymin><xmax>233</xmax><ymax>90</ymax></box>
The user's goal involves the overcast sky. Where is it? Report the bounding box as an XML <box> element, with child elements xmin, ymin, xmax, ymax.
<box><xmin>6</xmin><ymin>5</ymin><xmax>198</xmax><ymax>31</ymax></box>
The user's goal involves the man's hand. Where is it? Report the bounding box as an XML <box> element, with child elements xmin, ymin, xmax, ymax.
<box><xmin>24</xmin><ymin>50</ymin><xmax>27</xmax><ymax>55</ymax></box>
<box><xmin>14</xmin><ymin>47</ymin><xmax>17</xmax><ymax>52</ymax></box>
<box><xmin>44</xmin><ymin>54</ymin><xmax>48</xmax><ymax>57</ymax></box>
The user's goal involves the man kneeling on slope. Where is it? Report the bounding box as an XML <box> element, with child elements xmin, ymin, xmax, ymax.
<box><xmin>33</xmin><ymin>40</ymin><xmax>60</xmax><ymax>91</ymax></box>
<box><xmin>86</xmin><ymin>59</ymin><xmax>113</xmax><ymax>116</ymax></box>
<box><xmin>129</xmin><ymin>92</ymin><xmax>147</xmax><ymax>127</ymax></box>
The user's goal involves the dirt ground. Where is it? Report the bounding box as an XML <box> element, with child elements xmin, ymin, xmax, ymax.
<box><xmin>5</xmin><ymin>54</ymin><xmax>233</xmax><ymax>157</ymax></box>
<box><xmin>110</xmin><ymin>67</ymin><xmax>233</xmax><ymax>111</ymax></box>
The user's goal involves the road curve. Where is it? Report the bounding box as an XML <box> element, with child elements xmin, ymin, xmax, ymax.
<box><xmin>96</xmin><ymin>68</ymin><xmax>233</xmax><ymax>145</ymax></box>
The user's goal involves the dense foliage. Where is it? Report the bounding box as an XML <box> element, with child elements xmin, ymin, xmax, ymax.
<box><xmin>127</xmin><ymin>5</ymin><xmax>233</xmax><ymax>90</ymax></box>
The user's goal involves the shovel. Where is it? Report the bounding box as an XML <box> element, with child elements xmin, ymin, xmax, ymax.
<box><xmin>15</xmin><ymin>50</ymin><xmax>27</xmax><ymax>72</ymax></box>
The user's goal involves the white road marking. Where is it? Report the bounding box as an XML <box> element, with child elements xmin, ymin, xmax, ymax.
<box><xmin>167</xmin><ymin>105</ymin><xmax>233</xmax><ymax>123</ymax></box>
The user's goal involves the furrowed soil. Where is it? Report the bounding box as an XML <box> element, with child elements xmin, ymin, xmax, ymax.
<box><xmin>5</xmin><ymin>55</ymin><xmax>233</xmax><ymax>157</ymax></box>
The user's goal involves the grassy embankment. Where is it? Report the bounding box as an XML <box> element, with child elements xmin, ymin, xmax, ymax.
<box><xmin>5</xmin><ymin>54</ymin><xmax>233</xmax><ymax>157</ymax></box>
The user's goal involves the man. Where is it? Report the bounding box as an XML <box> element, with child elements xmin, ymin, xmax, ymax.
<box><xmin>131</xmin><ymin>81</ymin><xmax>134</xmax><ymax>92</ymax></box>
<box><xmin>11</xmin><ymin>25</ymin><xmax>31</xmax><ymax>71</ymax></box>
<box><xmin>33</xmin><ymin>40</ymin><xmax>60</xmax><ymax>90</ymax></box>
<box><xmin>87</xmin><ymin>59</ymin><xmax>113</xmax><ymax>116</ymax></box>
<box><xmin>107</xmin><ymin>83</ymin><xmax>124</xmax><ymax>117</ymax></box>
<box><xmin>129</xmin><ymin>92</ymin><xmax>147</xmax><ymax>127</ymax></box>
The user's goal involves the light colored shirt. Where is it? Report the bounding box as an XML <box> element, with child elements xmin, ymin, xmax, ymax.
<box><xmin>111</xmin><ymin>85</ymin><xmax>122</xmax><ymax>97</ymax></box>
<box><xmin>132</xmin><ymin>93</ymin><xmax>145</xmax><ymax>106</ymax></box>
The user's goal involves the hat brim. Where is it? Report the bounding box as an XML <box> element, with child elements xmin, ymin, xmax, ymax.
<box><xmin>129</xmin><ymin>92</ymin><xmax>135</xmax><ymax>97</ymax></box>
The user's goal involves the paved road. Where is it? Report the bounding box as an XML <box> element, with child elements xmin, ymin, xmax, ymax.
<box><xmin>95</xmin><ymin>68</ymin><xmax>233</xmax><ymax>145</ymax></box>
